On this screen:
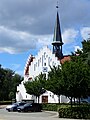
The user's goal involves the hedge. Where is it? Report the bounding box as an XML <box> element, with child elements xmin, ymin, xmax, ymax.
<box><xmin>58</xmin><ymin>105</ymin><xmax>90</xmax><ymax>119</ymax></box>
<box><xmin>42</xmin><ymin>103</ymin><xmax>70</xmax><ymax>111</ymax></box>
<box><xmin>42</xmin><ymin>103</ymin><xmax>58</xmax><ymax>111</ymax></box>
<box><xmin>0</xmin><ymin>101</ymin><xmax>12</xmax><ymax>105</ymax></box>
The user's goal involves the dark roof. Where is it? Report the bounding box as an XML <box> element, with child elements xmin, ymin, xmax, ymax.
<box><xmin>52</xmin><ymin>11</ymin><xmax>63</xmax><ymax>45</ymax></box>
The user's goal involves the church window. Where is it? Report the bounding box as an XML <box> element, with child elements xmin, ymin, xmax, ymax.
<box><xmin>50</xmin><ymin>58</ymin><xmax>52</xmax><ymax>61</ymax></box>
<box><xmin>36</xmin><ymin>62</ymin><xmax>37</xmax><ymax>67</ymax></box>
<box><xmin>48</xmin><ymin>57</ymin><xmax>50</xmax><ymax>66</ymax></box>
<box><xmin>43</xmin><ymin>67</ymin><xmax>48</xmax><ymax>72</ymax></box>
<box><xmin>40</xmin><ymin>57</ymin><xmax>41</xmax><ymax>62</ymax></box>
<box><xmin>44</xmin><ymin>63</ymin><xmax>46</xmax><ymax>66</ymax></box>
<box><xmin>42</xmin><ymin>55</ymin><xmax>43</xmax><ymax>66</ymax></box>
<box><xmin>34</xmin><ymin>64</ymin><xmax>36</xmax><ymax>71</ymax></box>
<box><xmin>44</xmin><ymin>52</ymin><xmax>46</xmax><ymax>59</ymax></box>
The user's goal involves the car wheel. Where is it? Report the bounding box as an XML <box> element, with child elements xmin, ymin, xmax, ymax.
<box><xmin>24</xmin><ymin>108</ymin><xmax>28</xmax><ymax>112</ymax></box>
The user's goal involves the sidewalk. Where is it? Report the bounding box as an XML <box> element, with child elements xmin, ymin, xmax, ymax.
<box><xmin>0</xmin><ymin>105</ymin><xmax>7</xmax><ymax>109</ymax></box>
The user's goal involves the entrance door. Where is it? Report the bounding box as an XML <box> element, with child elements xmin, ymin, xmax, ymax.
<box><xmin>42</xmin><ymin>96</ymin><xmax>48</xmax><ymax>103</ymax></box>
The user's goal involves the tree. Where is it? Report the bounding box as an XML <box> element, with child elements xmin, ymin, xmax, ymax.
<box><xmin>9</xmin><ymin>92</ymin><xmax>14</xmax><ymax>100</ymax></box>
<box><xmin>12</xmin><ymin>74</ymin><xmax>23</xmax><ymax>98</ymax></box>
<box><xmin>24</xmin><ymin>73</ymin><xmax>46</xmax><ymax>103</ymax></box>
<box><xmin>45</xmin><ymin>65</ymin><xmax>65</xmax><ymax>103</ymax></box>
<box><xmin>61</xmin><ymin>59</ymin><xmax>90</xmax><ymax>105</ymax></box>
<box><xmin>0</xmin><ymin>65</ymin><xmax>23</xmax><ymax>101</ymax></box>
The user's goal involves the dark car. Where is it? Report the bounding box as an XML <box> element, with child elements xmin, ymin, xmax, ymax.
<box><xmin>17</xmin><ymin>103</ymin><xmax>42</xmax><ymax>112</ymax></box>
<box><xmin>6</xmin><ymin>101</ymin><xmax>26</xmax><ymax>112</ymax></box>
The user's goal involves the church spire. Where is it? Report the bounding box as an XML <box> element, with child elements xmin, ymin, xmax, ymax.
<box><xmin>52</xmin><ymin>1</ymin><xmax>63</xmax><ymax>59</ymax></box>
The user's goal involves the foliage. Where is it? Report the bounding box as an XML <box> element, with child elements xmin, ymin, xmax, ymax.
<box><xmin>9</xmin><ymin>92</ymin><xmax>14</xmax><ymax>100</ymax></box>
<box><xmin>45</xmin><ymin>65</ymin><xmax>64</xmax><ymax>103</ymax></box>
<box><xmin>24</xmin><ymin>73</ymin><xmax>46</xmax><ymax>103</ymax></box>
<box><xmin>42</xmin><ymin>103</ymin><xmax>59</xmax><ymax>111</ymax></box>
<box><xmin>82</xmin><ymin>39</ymin><xmax>90</xmax><ymax>53</ymax></box>
<box><xmin>61</xmin><ymin>59</ymin><xmax>90</xmax><ymax>101</ymax></box>
<box><xmin>0</xmin><ymin>65</ymin><xmax>23</xmax><ymax>101</ymax></box>
<box><xmin>58</xmin><ymin>105</ymin><xmax>90</xmax><ymax>119</ymax></box>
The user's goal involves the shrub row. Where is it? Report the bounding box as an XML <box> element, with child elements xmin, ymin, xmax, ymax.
<box><xmin>42</xmin><ymin>103</ymin><xmax>59</xmax><ymax>111</ymax></box>
<box><xmin>0</xmin><ymin>101</ymin><xmax>12</xmax><ymax>105</ymax></box>
<box><xmin>42</xmin><ymin>103</ymin><xmax>90</xmax><ymax>119</ymax></box>
<box><xmin>58</xmin><ymin>106</ymin><xmax>90</xmax><ymax>119</ymax></box>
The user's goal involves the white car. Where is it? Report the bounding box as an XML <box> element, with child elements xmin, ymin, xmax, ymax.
<box><xmin>6</xmin><ymin>102</ymin><xmax>26</xmax><ymax>112</ymax></box>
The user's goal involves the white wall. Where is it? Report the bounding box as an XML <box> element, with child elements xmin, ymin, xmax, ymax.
<box><xmin>16</xmin><ymin>46</ymin><xmax>69</xmax><ymax>103</ymax></box>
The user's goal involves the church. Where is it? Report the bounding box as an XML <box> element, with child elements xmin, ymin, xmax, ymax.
<box><xmin>16</xmin><ymin>6</ymin><xmax>70</xmax><ymax>103</ymax></box>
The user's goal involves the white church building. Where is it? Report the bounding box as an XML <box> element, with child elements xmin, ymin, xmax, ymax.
<box><xmin>16</xmin><ymin>8</ymin><xmax>70</xmax><ymax>103</ymax></box>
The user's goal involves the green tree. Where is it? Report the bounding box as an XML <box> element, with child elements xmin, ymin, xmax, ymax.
<box><xmin>9</xmin><ymin>92</ymin><xmax>14</xmax><ymax>100</ymax></box>
<box><xmin>45</xmin><ymin>65</ymin><xmax>64</xmax><ymax>103</ymax></box>
<box><xmin>0</xmin><ymin>65</ymin><xmax>23</xmax><ymax>101</ymax></box>
<box><xmin>12</xmin><ymin>74</ymin><xmax>23</xmax><ymax>98</ymax></box>
<box><xmin>62</xmin><ymin>59</ymin><xmax>90</xmax><ymax>105</ymax></box>
<box><xmin>24</xmin><ymin>73</ymin><xmax>46</xmax><ymax>103</ymax></box>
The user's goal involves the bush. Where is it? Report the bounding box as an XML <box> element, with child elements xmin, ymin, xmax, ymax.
<box><xmin>42</xmin><ymin>103</ymin><xmax>58</xmax><ymax>111</ymax></box>
<box><xmin>0</xmin><ymin>101</ymin><xmax>12</xmax><ymax>105</ymax></box>
<box><xmin>58</xmin><ymin>105</ymin><xmax>90</xmax><ymax>119</ymax></box>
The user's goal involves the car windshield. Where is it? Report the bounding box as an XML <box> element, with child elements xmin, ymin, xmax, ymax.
<box><xmin>12</xmin><ymin>103</ymin><xmax>17</xmax><ymax>106</ymax></box>
<box><xmin>24</xmin><ymin>103</ymin><xmax>32</xmax><ymax>107</ymax></box>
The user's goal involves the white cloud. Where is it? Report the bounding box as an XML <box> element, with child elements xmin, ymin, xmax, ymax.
<box><xmin>0</xmin><ymin>0</ymin><xmax>90</xmax><ymax>54</ymax></box>
<box><xmin>0</xmin><ymin>25</ymin><xmax>53</xmax><ymax>54</ymax></box>
<box><xmin>0</xmin><ymin>26</ymin><xmax>37</xmax><ymax>54</ymax></box>
<box><xmin>37</xmin><ymin>34</ymin><xmax>53</xmax><ymax>47</ymax></box>
<box><xmin>81</xmin><ymin>27</ymin><xmax>90</xmax><ymax>40</ymax></box>
<box><xmin>62</xmin><ymin>29</ymin><xmax>79</xmax><ymax>44</ymax></box>
<box><xmin>74</xmin><ymin>46</ymin><xmax>82</xmax><ymax>52</ymax></box>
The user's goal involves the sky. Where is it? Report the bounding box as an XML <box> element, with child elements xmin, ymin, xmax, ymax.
<box><xmin>0</xmin><ymin>0</ymin><xmax>90</xmax><ymax>76</ymax></box>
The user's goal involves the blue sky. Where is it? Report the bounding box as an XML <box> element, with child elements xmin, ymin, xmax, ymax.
<box><xmin>0</xmin><ymin>0</ymin><xmax>90</xmax><ymax>76</ymax></box>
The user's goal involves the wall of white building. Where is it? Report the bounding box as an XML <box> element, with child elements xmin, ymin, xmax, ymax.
<box><xmin>16</xmin><ymin>46</ymin><xmax>69</xmax><ymax>103</ymax></box>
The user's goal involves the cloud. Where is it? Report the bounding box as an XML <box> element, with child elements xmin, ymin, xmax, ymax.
<box><xmin>0</xmin><ymin>0</ymin><xmax>55</xmax><ymax>35</ymax></box>
<box><xmin>0</xmin><ymin>26</ymin><xmax>37</xmax><ymax>54</ymax></box>
<box><xmin>60</xmin><ymin>0</ymin><xmax>90</xmax><ymax>30</ymax></box>
<box><xmin>0</xmin><ymin>0</ymin><xmax>90</xmax><ymax>34</ymax></box>
<box><xmin>37</xmin><ymin>34</ymin><xmax>53</xmax><ymax>48</ymax></box>
<box><xmin>74</xmin><ymin>46</ymin><xmax>82</xmax><ymax>52</ymax></box>
<box><xmin>0</xmin><ymin>25</ymin><xmax>53</xmax><ymax>54</ymax></box>
<box><xmin>81</xmin><ymin>27</ymin><xmax>90</xmax><ymax>40</ymax></box>
<box><xmin>62</xmin><ymin>29</ymin><xmax>79</xmax><ymax>44</ymax></box>
<box><xmin>0</xmin><ymin>0</ymin><xmax>90</xmax><ymax>54</ymax></box>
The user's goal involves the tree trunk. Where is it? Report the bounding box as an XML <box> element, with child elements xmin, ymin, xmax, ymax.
<box><xmin>70</xmin><ymin>97</ymin><xmax>72</xmax><ymax>107</ymax></box>
<box><xmin>79</xmin><ymin>97</ymin><xmax>80</xmax><ymax>105</ymax></box>
<box><xmin>58</xmin><ymin>95</ymin><xmax>60</xmax><ymax>104</ymax></box>
<box><xmin>37</xmin><ymin>96</ymin><xmax>39</xmax><ymax>103</ymax></box>
<box><xmin>74</xmin><ymin>97</ymin><xmax>75</xmax><ymax>104</ymax></box>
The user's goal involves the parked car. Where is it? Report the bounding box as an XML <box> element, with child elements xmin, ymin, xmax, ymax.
<box><xmin>17</xmin><ymin>103</ymin><xmax>42</xmax><ymax>112</ymax></box>
<box><xmin>6</xmin><ymin>101</ymin><xmax>26</xmax><ymax>112</ymax></box>
<box><xmin>81</xmin><ymin>99</ymin><xmax>89</xmax><ymax>103</ymax></box>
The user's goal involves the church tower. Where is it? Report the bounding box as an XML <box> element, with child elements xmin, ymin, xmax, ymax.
<box><xmin>52</xmin><ymin>3</ymin><xmax>63</xmax><ymax>59</ymax></box>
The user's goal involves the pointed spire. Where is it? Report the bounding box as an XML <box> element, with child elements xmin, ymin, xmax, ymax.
<box><xmin>52</xmin><ymin>1</ymin><xmax>63</xmax><ymax>45</ymax></box>
<box><xmin>52</xmin><ymin>1</ymin><xmax>63</xmax><ymax>59</ymax></box>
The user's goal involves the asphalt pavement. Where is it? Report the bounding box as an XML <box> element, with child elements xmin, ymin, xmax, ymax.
<box><xmin>0</xmin><ymin>105</ymin><xmax>83</xmax><ymax>120</ymax></box>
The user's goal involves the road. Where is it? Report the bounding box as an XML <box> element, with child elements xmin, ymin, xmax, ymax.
<box><xmin>0</xmin><ymin>107</ymin><xmax>82</xmax><ymax>120</ymax></box>
<box><xmin>0</xmin><ymin>108</ymin><xmax>59</xmax><ymax>120</ymax></box>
